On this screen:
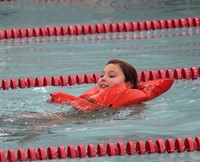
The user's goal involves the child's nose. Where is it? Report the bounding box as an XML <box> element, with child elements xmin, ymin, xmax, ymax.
<box><xmin>100</xmin><ymin>76</ymin><xmax>106</xmax><ymax>81</ymax></box>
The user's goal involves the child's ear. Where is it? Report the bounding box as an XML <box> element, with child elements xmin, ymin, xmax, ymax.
<box><xmin>126</xmin><ymin>81</ymin><xmax>133</xmax><ymax>89</ymax></box>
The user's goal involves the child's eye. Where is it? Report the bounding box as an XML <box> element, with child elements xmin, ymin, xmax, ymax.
<box><xmin>109</xmin><ymin>72</ymin><xmax>117</xmax><ymax>78</ymax></box>
<box><xmin>100</xmin><ymin>74</ymin><xmax>104</xmax><ymax>78</ymax></box>
<box><xmin>109</xmin><ymin>75</ymin><xmax>116</xmax><ymax>78</ymax></box>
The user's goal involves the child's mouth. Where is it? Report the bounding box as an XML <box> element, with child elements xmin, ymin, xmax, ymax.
<box><xmin>100</xmin><ymin>84</ymin><xmax>109</xmax><ymax>88</ymax></box>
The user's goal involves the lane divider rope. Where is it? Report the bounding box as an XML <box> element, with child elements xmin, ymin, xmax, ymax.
<box><xmin>0</xmin><ymin>136</ymin><xmax>200</xmax><ymax>161</ymax></box>
<box><xmin>0</xmin><ymin>17</ymin><xmax>199</xmax><ymax>40</ymax></box>
<box><xmin>2</xmin><ymin>27</ymin><xmax>199</xmax><ymax>47</ymax></box>
<box><xmin>0</xmin><ymin>66</ymin><xmax>199</xmax><ymax>90</ymax></box>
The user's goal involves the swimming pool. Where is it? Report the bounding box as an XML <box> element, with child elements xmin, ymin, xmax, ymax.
<box><xmin>0</xmin><ymin>0</ymin><xmax>200</xmax><ymax>161</ymax></box>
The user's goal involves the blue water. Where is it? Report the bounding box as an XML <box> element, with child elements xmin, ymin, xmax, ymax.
<box><xmin>0</xmin><ymin>1</ymin><xmax>200</xmax><ymax>162</ymax></box>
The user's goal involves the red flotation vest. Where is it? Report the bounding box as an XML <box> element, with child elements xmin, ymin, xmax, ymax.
<box><xmin>50</xmin><ymin>79</ymin><xmax>174</xmax><ymax>112</ymax></box>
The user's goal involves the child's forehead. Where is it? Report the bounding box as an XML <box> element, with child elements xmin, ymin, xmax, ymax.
<box><xmin>102</xmin><ymin>64</ymin><xmax>122</xmax><ymax>73</ymax></box>
<box><xmin>103</xmin><ymin>64</ymin><xmax>120</xmax><ymax>69</ymax></box>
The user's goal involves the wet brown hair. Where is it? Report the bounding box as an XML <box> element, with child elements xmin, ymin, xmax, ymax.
<box><xmin>106</xmin><ymin>59</ymin><xmax>138</xmax><ymax>89</ymax></box>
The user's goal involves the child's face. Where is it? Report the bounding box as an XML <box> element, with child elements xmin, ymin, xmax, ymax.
<box><xmin>98</xmin><ymin>64</ymin><xmax>126</xmax><ymax>92</ymax></box>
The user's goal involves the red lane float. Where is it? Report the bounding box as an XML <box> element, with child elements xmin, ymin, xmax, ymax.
<box><xmin>0</xmin><ymin>66</ymin><xmax>199</xmax><ymax>90</ymax></box>
<box><xmin>0</xmin><ymin>17</ymin><xmax>199</xmax><ymax>40</ymax></box>
<box><xmin>1</xmin><ymin>136</ymin><xmax>200</xmax><ymax>161</ymax></box>
<box><xmin>50</xmin><ymin>79</ymin><xmax>174</xmax><ymax>112</ymax></box>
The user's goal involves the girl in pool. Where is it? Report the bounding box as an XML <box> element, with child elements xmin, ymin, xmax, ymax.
<box><xmin>50</xmin><ymin>59</ymin><xmax>174</xmax><ymax>112</ymax></box>
<box><xmin>15</xmin><ymin>60</ymin><xmax>143</xmax><ymax>122</ymax></box>
<box><xmin>11</xmin><ymin>59</ymin><xmax>173</xmax><ymax>143</ymax></box>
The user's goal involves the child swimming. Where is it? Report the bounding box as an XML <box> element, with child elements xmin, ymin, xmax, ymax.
<box><xmin>50</xmin><ymin>59</ymin><xmax>174</xmax><ymax>112</ymax></box>
<box><xmin>7</xmin><ymin>60</ymin><xmax>173</xmax><ymax>143</ymax></box>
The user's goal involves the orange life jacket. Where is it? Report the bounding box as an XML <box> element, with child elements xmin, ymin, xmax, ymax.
<box><xmin>50</xmin><ymin>79</ymin><xmax>174</xmax><ymax>112</ymax></box>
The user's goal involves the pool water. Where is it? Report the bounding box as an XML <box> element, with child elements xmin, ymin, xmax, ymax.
<box><xmin>0</xmin><ymin>1</ymin><xmax>200</xmax><ymax>161</ymax></box>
